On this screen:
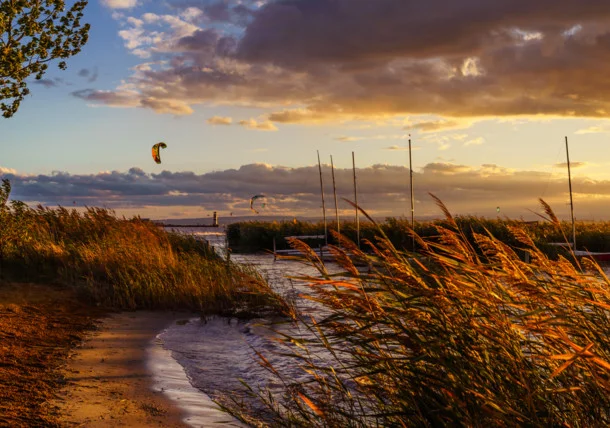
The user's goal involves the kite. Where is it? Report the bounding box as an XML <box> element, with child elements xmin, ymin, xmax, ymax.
<box><xmin>496</xmin><ymin>206</ymin><xmax>500</xmax><ymax>213</ymax></box>
<box><xmin>152</xmin><ymin>142</ymin><xmax>167</xmax><ymax>164</ymax></box>
<box><xmin>250</xmin><ymin>194</ymin><xmax>267</xmax><ymax>214</ymax></box>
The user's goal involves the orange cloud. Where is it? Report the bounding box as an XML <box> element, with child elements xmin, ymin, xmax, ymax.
<box><xmin>238</xmin><ymin>119</ymin><xmax>278</xmax><ymax>131</ymax></box>
<box><xmin>207</xmin><ymin>116</ymin><xmax>233</xmax><ymax>125</ymax></box>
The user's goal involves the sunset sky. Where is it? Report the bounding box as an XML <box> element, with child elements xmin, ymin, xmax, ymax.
<box><xmin>2</xmin><ymin>0</ymin><xmax>610</xmax><ymax>220</ymax></box>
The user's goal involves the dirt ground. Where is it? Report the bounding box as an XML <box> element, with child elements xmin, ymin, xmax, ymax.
<box><xmin>0</xmin><ymin>281</ymin><xmax>104</xmax><ymax>427</ymax></box>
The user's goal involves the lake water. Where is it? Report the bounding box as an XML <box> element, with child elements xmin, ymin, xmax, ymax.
<box><xmin>149</xmin><ymin>229</ymin><xmax>342</xmax><ymax>426</ymax></box>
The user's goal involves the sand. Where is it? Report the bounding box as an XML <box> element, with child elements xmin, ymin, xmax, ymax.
<box><xmin>52</xmin><ymin>311</ymin><xmax>196</xmax><ymax>427</ymax></box>
<box><xmin>0</xmin><ymin>282</ymin><xmax>243</xmax><ymax>427</ymax></box>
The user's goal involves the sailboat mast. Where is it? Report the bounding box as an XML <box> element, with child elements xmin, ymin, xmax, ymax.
<box><xmin>317</xmin><ymin>150</ymin><xmax>328</xmax><ymax>246</ymax></box>
<box><xmin>409</xmin><ymin>136</ymin><xmax>415</xmax><ymax>250</ymax></box>
<box><xmin>330</xmin><ymin>155</ymin><xmax>340</xmax><ymax>238</ymax></box>
<box><xmin>565</xmin><ymin>136</ymin><xmax>576</xmax><ymax>249</ymax></box>
<box><xmin>352</xmin><ymin>151</ymin><xmax>360</xmax><ymax>249</ymax></box>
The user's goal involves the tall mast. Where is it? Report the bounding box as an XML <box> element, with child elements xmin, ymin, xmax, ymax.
<box><xmin>352</xmin><ymin>151</ymin><xmax>360</xmax><ymax>249</ymax></box>
<box><xmin>317</xmin><ymin>150</ymin><xmax>328</xmax><ymax>246</ymax></box>
<box><xmin>330</xmin><ymin>155</ymin><xmax>340</xmax><ymax>238</ymax></box>
<box><xmin>565</xmin><ymin>136</ymin><xmax>576</xmax><ymax>249</ymax></box>
<box><xmin>409</xmin><ymin>136</ymin><xmax>415</xmax><ymax>251</ymax></box>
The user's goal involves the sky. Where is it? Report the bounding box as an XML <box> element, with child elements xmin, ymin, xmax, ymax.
<box><xmin>2</xmin><ymin>0</ymin><xmax>610</xmax><ymax>221</ymax></box>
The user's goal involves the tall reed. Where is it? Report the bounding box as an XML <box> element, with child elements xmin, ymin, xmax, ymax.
<box><xmin>0</xmin><ymin>179</ymin><xmax>289</xmax><ymax>316</ymax></box>
<box><xmin>222</xmin><ymin>199</ymin><xmax>610</xmax><ymax>426</ymax></box>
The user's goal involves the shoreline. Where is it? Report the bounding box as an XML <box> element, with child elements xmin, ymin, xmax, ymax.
<box><xmin>52</xmin><ymin>310</ymin><xmax>245</xmax><ymax>427</ymax></box>
<box><xmin>148</xmin><ymin>325</ymin><xmax>246</xmax><ymax>427</ymax></box>
<box><xmin>52</xmin><ymin>311</ymin><xmax>196</xmax><ymax>427</ymax></box>
<box><xmin>0</xmin><ymin>282</ymin><xmax>245</xmax><ymax>427</ymax></box>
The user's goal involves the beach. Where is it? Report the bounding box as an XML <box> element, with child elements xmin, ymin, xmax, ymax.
<box><xmin>0</xmin><ymin>282</ymin><xmax>223</xmax><ymax>427</ymax></box>
<box><xmin>52</xmin><ymin>311</ymin><xmax>193</xmax><ymax>427</ymax></box>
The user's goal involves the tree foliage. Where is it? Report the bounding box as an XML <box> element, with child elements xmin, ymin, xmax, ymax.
<box><xmin>0</xmin><ymin>0</ymin><xmax>90</xmax><ymax>118</ymax></box>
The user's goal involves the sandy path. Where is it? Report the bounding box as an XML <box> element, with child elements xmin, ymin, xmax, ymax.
<box><xmin>53</xmin><ymin>311</ymin><xmax>196</xmax><ymax>427</ymax></box>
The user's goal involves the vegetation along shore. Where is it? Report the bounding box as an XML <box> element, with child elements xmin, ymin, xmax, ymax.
<box><xmin>0</xmin><ymin>179</ymin><xmax>289</xmax><ymax>426</ymax></box>
<box><xmin>227</xmin><ymin>210</ymin><xmax>610</xmax><ymax>258</ymax></box>
<box><xmin>4</xmin><ymin>173</ymin><xmax>610</xmax><ymax>426</ymax></box>
<box><xmin>220</xmin><ymin>200</ymin><xmax>610</xmax><ymax>426</ymax></box>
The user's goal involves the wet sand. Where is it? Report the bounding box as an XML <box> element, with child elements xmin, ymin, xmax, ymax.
<box><xmin>0</xmin><ymin>281</ymin><xmax>244</xmax><ymax>427</ymax></box>
<box><xmin>52</xmin><ymin>311</ymin><xmax>195</xmax><ymax>427</ymax></box>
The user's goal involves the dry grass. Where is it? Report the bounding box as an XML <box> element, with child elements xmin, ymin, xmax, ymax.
<box><xmin>222</xmin><ymin>200</ymin><xmax>610</xmax><ymax>426</ymax></box>
<box><xmin>0</xmin><ymin>179</ymin><xmax>289</xmax><ymax>316</ymax></box>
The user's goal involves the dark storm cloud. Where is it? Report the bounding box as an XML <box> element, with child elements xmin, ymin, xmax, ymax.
<box><xmin>176</xmin><ymin>29</ymin><xmax>220</xmax><ymax>51</ymax></box>
<box><xmin>236</xmin><ymin>0</ymin><xmax>610</xmax><ymax>67</ymax></box>
<box><xmin>82</xmin><ymin>0</ymin><xmax>610</xmax><ymax>121</ymax></box>
<box><xmin>3</xmin><ymin>163</ymin><xmax>610</xmax><ymax>218</ymax></box>
<box><xmin>169</xmin><ymin>0</ymin><xmax>256</xmax><ymax>24</ymax></box>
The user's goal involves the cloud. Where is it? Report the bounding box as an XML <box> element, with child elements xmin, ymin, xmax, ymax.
<box><xmin>169</xmin><ymin>1</ymin><xmax>256</xmax><ymax>25</ymax></box>
<box><xmin>207</xmin><ymin>116</ymin><xmax>233</xmax><ymax>125</ymax></box>
<box><xmin>33</xmin><ymin>79</ymin><xmax>60</xmax><ymax>88</ymax></box>
<box><xmin>72</xmin><ymin>89</ymin><xmax>192</xmax><ymax>114</ymax></box>
<box><xmin>575</xmin><ymin>123</ymin><xmax>610</xmax><ymax>134</ymax></box>
<box><xmin>238</xmin><ymin>118</ymin><xmax>278</xmax><ymax>131</ymax></box>
<box><xmin>72</xmin><ymin>89</ymin><xmax>141</xmax><ymax>108</ymax></box>
<box><xmin>78</xmin><ymin>68</ymin><xmax>99</xmax><ymax>83</ymax></box>
<box><xmin>420</xmin><ymin>132</ymin><xmax>474</xmax><ymax>151</ymax></box>
<box><xmin>576</xmin><ymin>126</ymin><xmax>605</xmax><ymax>134</ymax></box>
<box><xmin>267</xmin><ymin>109</ymin><xmax>332</xmax><ymax>124</ymax></box>
<box><xmin>422</xmin><ymin>163</ymin><xmax>472</xmax><ymax>175</ymax></box>
<box><xmin>554</xmin><ymin>161</ymin><xmax>587</xmax><ymax>169</ymax></box>
<box><xmin>4</xmin><ymin>161</ymin><xmax>610</xmax><ymax>219</ymax></box>
<box><xmin>140</xmin><ymin>97</ymin><xmax>194</xmax><ymax>115</ymax></box>
<box><xmin>406</xmin><ymin>118</ymin><xmax>475</xmax><ymax>133</ymax></box>
<box><xmin>78</xmin><ymin>1</ymin><xmax>610</xmax><ymax>123</ymax></box>
<box><xmin>101</xmin><ymin>0</ymin><xmax>138</xmax><ymax>9</ymax></box>
<box><xmin>464</xmin><ymin>137</ymin><xmax>485</xmax><ymax>146</ymax></box>
<box><xmin>385</xmin><ymin>145</ymin><xmax>410</xmax><ymax>151</ymax></box>
<box><xmin>335</xmin><ymin>136</ymin><xmax>363</xmax><ymax>142</ymax></box>
<box><xmin>0</xmin><ymin>167</ymin><xmax>17</xmax><ymax>174</ymax></box>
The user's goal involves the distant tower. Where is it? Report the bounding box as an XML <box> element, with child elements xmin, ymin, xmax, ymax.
<box><xmin>213</xmin><ymin>211</ymin><xmax>219</xmax><ymax>227</ymax></box>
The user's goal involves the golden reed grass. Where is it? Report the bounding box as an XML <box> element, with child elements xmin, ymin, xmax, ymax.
<box><xmin>0</xmin><ymin>179</ymin><xmax>289</xmax><ymax>316</ymax></box>
<box><xmin>223</xmin><ymin>198</ymin><xmax>610</xmax><ymax>427</ymax></box>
